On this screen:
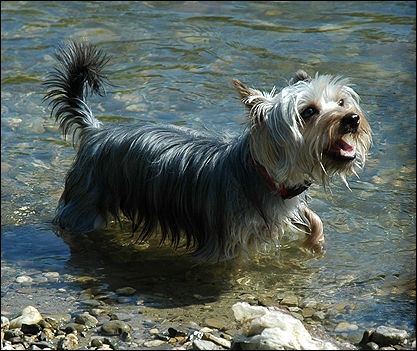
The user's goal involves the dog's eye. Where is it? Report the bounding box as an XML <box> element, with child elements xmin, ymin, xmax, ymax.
<box><xmin>338</xmin><ymin>99</ymin><xmax>344</xmax><ymax>106</ymax></box>
<box><xmin>301</xmin><ymin>106</ymin><xmax>318</xmax><ymax>120</ymax></box>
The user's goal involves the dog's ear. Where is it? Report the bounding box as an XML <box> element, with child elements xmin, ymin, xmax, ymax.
<box><xmin>232</xmin><ymin>79</ymin><xmax>260</xmax><ymax>109</ymax></box>
<box><xmin>293</xmin><ymin>70</ymin><xmax>311</xmax><ymax>84</ymax></box>
<box><xmin>232</xmin><ymin>79</ymin><xmax>275</xmax><ymax>124</ymax></box>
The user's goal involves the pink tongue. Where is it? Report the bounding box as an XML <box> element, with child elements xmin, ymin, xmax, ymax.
<box><xmin>338</xmin><ymin>139</ymin><xmax>354</xmax><ymax>152</ymax></box>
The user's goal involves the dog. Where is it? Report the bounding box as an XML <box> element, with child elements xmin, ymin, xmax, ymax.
<box><xmin>44</xmin><ymin>40</ymin><xmax>372</xmax><ymax>261</ymax></box>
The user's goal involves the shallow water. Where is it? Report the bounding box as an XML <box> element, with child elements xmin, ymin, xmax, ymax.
<box><xmin>1</xmin><ymin>0</ymin><xmax>415</xmax><ymax>343</ymax></box>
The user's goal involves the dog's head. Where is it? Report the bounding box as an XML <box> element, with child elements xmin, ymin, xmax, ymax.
<box><xmin>233</xmin><ymin>71</ymin><xmax>372</xmax><ymax>187</ymax></box>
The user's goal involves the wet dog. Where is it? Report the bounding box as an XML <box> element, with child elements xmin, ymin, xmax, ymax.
<box><xmin>44</xmin><ymin>40</ymin><xmax>372</xmax><ymax>261</ymax></box>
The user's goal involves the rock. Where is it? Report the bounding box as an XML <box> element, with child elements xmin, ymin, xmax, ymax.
<box><xmin>37</xmin><ymin>272</ymin><xmax>60</xmax><ymax>283</ymax></box>
<box><xmin>232</xmin><ymin>302</ymin><xmax>346</xmax><ymax>350</ymax></box>
<box><xmin>90</xmin><ymin>337</ymin><xmax>104</xmax><ymax>347</ymax></box>
<box><xmin>280</xmin><ymin>295</ymin><xmax>299</xmax><ymax>307</ymax></box>
<box><xmin>100</xmin><ymin>320</ymin><xmax>131</xmax><ymax>336</ymax></box>
<box><xmin>64</xmin><ymin>323</ymin><xmax>88</xmax><ymax>334</ymax></box>
<box><xmin>4</xmin><ymin>328</ymin><xmax>23</xmax><ymax>339</ymax></box>
<box><xmin>80</xmin><ymin>299</ymin><xmax>101</xmax><ymax>308</ymax></box>
<box><xmin>43</xmin><ymin>271</ymin><xmax>60</xmax><ymax>278</ymax></box>
<box><xmin>334</xmin><ymin>322</ymin><xmax>358</xmax><ymax>332</ymax></box>
<box><xmin>300</xmin><ymin>297</ymin><xmax>318</xmax><ymax>309</ymax></box>
<box><xmin>360</xmin><ymin>329</ymin><xmax>375</xmax><ymax>345</ymax></box>
<box><xmin>40</xmin><ymin>327</ymin><xmax>54</xmax><ymax>341</ymax></box>
<box><xmin>143</xmin><ymin>339</ymin><xmax>166</xmax><ymax>347</ymax></box>
<box><xmin>372</xmin><ymin>326</ymin><xmax>409</xmax><ymax>346</ymax></box>
<box><xmin>57</xmin><ymin>333</ymin><xmax>78</xmax><ymax>350</ymax></box>
<box><xmin>121</xmin><ymin>331</ymin><xmax>132</xmax><ymax>342</ymax></box>
<box><xmin>366</xmin><ymin>341</ymin><xmax>380</xmax><ymax>350</ymax></box>
<box><xmin>32</xmin><ymin>341</ymin><xmax>55</xmax><ymax>349</ymax></box>
<box><xmin>301</xmin><ymin>307</ymin><xmax>315</xmax><ymax>318</ymax></box>
<box><xmin>193</xmin><ymin>339</ymin><xmax>224</xmax><ymax>350</ymax></box>
<box><xmin>117</xmin><ymin>296</ymin><xmax>131</xmax><ymax>303</ymax></box>
<box><xmin>44</xmin><ymin>314</ymin><xmax>72</xmax><ymax>329</ymax></box>
<box><xmin>116</xmin><ymin>287</ymin><xmax>136</xmax><ymax>296</ymax></box>
<box><xmin>90</xmin><ymin>308</ymin><xmax>106</xmax><ymax>317</ymax></box>
<box><xmin>21</xmin><ymin>323</ymin><xmax>41</xmax><ymax>335</ymax></box>
<box><xmin>2</xmin><ymin>343</ymin><xmax>14</xmax><ymax>350</ymax></box>
<box><xmin>74</xmin><ymin>312</ymin><xmax>98</xmax><ymax>327</ymax></box>
<box><xmin>203</xmin><ymin>332</ymin><xmax>231</xmax><ymax>348</ymax></box>
<box><xmin>312</xmin><ymin>311</ymin><xmax>326</xmax><ymax>321</ymax></box>
<box><xmin>204</xmin><ymin>318</ymin><xmax>226</xmax><ymax>330</ymax></box>
<box><xmin>149</xmin><ymin>328</ymin><xmax>159</xmax><ymax>335</ymax></box>
<box><xmin>1</xmin><ymin>316</ymin><xmax>10</xmax><ymax>330</ymax></box>
<box><xmin>15</xmin><ymin>275</ymin><xmax>33</xmax><ymax>284</ymax></box>
<box><xmin>9</xmin><ymin>306</ymin><xmax>42</xmax><ymax>329</ymax></box>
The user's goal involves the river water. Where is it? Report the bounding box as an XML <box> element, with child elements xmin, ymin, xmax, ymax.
<box><xmin>1</xmin><ymin>0</ymin><xmax>415</xmax><ymax>345</ymax></box>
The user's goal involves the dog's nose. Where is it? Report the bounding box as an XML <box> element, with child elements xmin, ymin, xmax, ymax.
<box><xmin>341</xmin><ymin>113</ymin><xmax>360</xmax><ymax>133</ymax></box>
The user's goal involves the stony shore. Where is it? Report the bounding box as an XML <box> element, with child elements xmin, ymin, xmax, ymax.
<box><xmin>1</xmin><ymin>300</ymin><xmax>415</xmax><ymax>350</ymax></box>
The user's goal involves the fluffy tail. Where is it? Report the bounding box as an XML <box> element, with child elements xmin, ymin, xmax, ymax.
<box><xmin>44</xmin><ymin>40</ymin><xmax>109</xmax><ymax>143</ymax></box>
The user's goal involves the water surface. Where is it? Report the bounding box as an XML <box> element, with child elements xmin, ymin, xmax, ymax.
<box><xmin>2</xmin><ymin>0</ymin><xmax>415</xmax><ymax>343</ymax></box>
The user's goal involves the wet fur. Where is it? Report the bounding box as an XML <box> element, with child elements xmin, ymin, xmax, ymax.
<box><xmin>44</xmin><ymin>40</ymin><xmax>371</xmax><ymax>261</ymax></box>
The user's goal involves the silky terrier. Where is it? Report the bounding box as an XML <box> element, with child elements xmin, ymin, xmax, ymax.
<box><xmin>44</xmin><ymin>40</ymin><xmax>372</xmax><ymax>261</ymax></box>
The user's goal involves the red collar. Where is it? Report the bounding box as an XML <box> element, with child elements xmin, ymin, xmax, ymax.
<box><xmin>250</xmin><ymin>158</ymin><xmax>311</xmax><ymax>199</ymax></box>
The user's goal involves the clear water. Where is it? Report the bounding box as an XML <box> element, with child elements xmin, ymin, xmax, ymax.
<box><xmin>2</xmin><ymin>0</ymin><xmax>415</xmax><ymax>342</ymax></box>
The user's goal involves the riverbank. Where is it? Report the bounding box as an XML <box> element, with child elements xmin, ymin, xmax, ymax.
<box><xmin>2</xmin><ymin>295</ymin><xmax>415</xmax><ymax>350</ymax></box>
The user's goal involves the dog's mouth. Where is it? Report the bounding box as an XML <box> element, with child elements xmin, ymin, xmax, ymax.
<box><xmin>327</xmin><ymin>135</ymin><xmax>356</xmax><ymax>161</ymax></box>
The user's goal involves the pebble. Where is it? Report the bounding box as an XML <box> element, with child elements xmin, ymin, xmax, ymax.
<box><xmin>4</xmin><ymin>328</ymin><xmax>23</xmax><ymax>339</ymax></box>
<box><xmin>334</xmin><ymin>322</ymin><xmax>359</xmax><ymax>332</ymax></box>
<box><xmin>43</xmin><ymin>271</ymin><xmax>60</xmax><ymax>278</ymax></box>
<box><xmin>100</xmin><ymin>320</ymin><xmax>131</xmax><ymax>336</ymax></box>
<box><xmin>360</xmin><ymin>328</ymin><xmax>375</xmax><ymax>344</ymax></box>
<box><xmin>301</xmin><ymin>307</ymin><xmax>315</xmax><ymax>318</ymax></box>
<box><xmin>312</xmin><ymin>310</ymin><xmax>326</xmax><ymax>321</ymax></box>
<box><xmin>372</xmin><ymin>326</ymin><xmax>409</xmax><ymax>346</ymax></box>
<box><xmin>1</xmin><ymin>316</ymin><xmax>10</xmax><ymax>330</ymax></box>
<box><xmin>116</xmin><ymin>287</ymin><xmax>136</xmax><ymax>296</ymax></box>
<box><xmin>32</xmin><ymin>341</ymin><xmax>55</xmax><ymax>349</ymax></box>
<box><xmin>57</xmin><ymin>333</ymin><xmax>78</xmax><ymax>350</ymax></box>
<box><xmin>80</xmin><ymin>299</ymin><xmax>102</xmax><ymax>308</ymax></box>
<box><xmin>300</xmin><ymin>297</ymin><xmax>318</xmax><ymax>309</ymax></box>
<box><xmin>193</xmin><ymin>339</ymin><xmax>224</xmax><ymax>350</ymax></box>
<box><xmin>90</xmin><ymin>337</ymin><xmax>104</xmax><ymax>347</ymax></box>
<box><xmin>149</xmin><ymin>328</ymin><xmax>159</xmax><ymax>335</ymax></box>
<box><xmin>74</xmin><ymin>312</ymin><xmax>98</xmax><ymax>327</ymax></box>
<box><xmin>9</xmin><ymin>306</ymin><xmax>42</xmax><ymax>329</ymax></box>
<box><xmin>143</xmin><ymin>339</ymin><xmax>166</xmax><ymax>347</ymax></box>
<box><xmin>280</xmin><ymin>295</ymin><xmax>299</xmax><ymax>307</ymax></box>
<box><xmin>90</xmin><ymin>308</ymin><xmax>106</xmax><ymax>317</ymax></box>
<box><xmin>43</xmin><ymin>271</ymin><xmax>60</xmax><ymax>283</ymax></box>
<box><xmin>44</xmin><ymin>313</ymin><xmax>72</xmax><ymax>329</ymax></box>
<box><xmin>40</xmin><ymin>327</ymin><xmax>54</xmax><ymax>340</ymax></box>
<box><xmin>15</xmin><ymin>275</ymin><xmax>33</xmax><ymax>284</ymax></box>
<box><xmin>203</xmin><ymin>332</ymin><xmax>232</xmax><ymax>348</ymax></box>
<box><xmin>366</xmin><ymin>341</ymin><xmax>380</xmax><ymax>350</ymax></box>
<box><xmin>21</xmin><ymin>323</ymin><xmax>41</xmax><ymax>335</ymax></box>
<box><xmin>203</xmin><ymin>318</ymin><xmax>226</xmax><ymax>331</ymax></box>
<box><xmin>117</xmin><ymin>296</ymin><xmax>131</xmax><ymax>303</ymax></box>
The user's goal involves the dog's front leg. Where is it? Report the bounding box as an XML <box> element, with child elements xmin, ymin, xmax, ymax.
<box><xmin>302</xmin><ymin>206</ymin><xmax>326</xmax><ymax>253</ymax></box>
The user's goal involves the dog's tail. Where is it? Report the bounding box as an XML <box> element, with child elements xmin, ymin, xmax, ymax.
<box><xmin>44</xmin><ymin>40</ymin><xmax>109</xmax><ymax>143</ymax></box>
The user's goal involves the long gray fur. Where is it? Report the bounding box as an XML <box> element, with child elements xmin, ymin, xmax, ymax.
<box><xmin>44</xmin><ymin>40</ymin><xmax>296</xmax><ymax>260</ymax></box>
